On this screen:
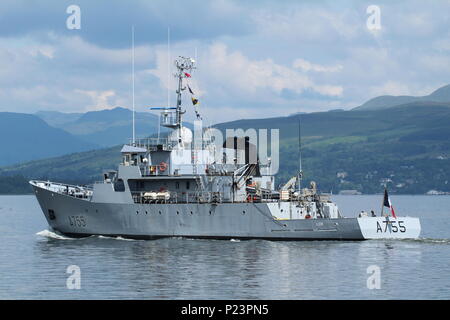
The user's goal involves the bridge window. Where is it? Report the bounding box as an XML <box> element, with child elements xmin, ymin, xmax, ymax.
<box><xmin>114</xmin><ymin>179</ymin><xmax>125</xmax><ymax>192</ymax></box>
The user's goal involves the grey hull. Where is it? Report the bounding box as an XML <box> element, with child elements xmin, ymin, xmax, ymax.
<box><xmin>32</xmin><ymin>184</ymin><xmax>365</xmax><ymax>241</ymax></box>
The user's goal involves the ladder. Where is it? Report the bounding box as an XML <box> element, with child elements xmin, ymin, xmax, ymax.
<box><xmin>195</xmin><ymin>175</ymin><xmax>206</xmax><ymax>202</ymax></box>
<box><xmin>191</xmin><ymin>149</ymin><xmax>197</xmax><ymax>175</ymax></box>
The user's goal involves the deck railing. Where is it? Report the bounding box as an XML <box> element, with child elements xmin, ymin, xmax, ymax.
<box><xmin>131</xmin><ymin>191</ymin><xmax>226</xmax><ymax>204</ymax></box>
<box><xmin>128</xmin><ymin>137</ymin><xmax>215</xmax><ymax>152</ymax></box>
<box><xmin>130</xmin><ymin>190</ymin><xmax>282</xmax><ymax>205</ymax></box>
<box><xmin>32</xmin><ymin>180</ymin><xmax>93</xmax><ymax>200</ymax></box>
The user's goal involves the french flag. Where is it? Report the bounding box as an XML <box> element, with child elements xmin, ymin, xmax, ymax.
<box><xmin>383</xmin><ymin>189</ymin><xmax>397</xmax><ymax>218</ymax></box>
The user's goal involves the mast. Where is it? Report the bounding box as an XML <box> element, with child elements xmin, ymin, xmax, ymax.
<box><xmin>298</xmin><ymin>114</ymin><xmax>303</xmax><ymax>192</ymax></box>
<box><xmin>173</xmin><ymin>56</ymin><xmax>195</xmax><ymax>141</ymax></box>
<box><xmin>167</xmin><ymin>27</ymin><xmax>170</xmax><ymax>111</ymax></box>
<box><xmin>150</xmin><ymin>56</ymin><xmax>196</xmax><ymax>144</ymax></box>
<box><xmin>131</xmin><ymin>25</ymin><xmax>136</xmax><ymax>145</ymax></box>
<box><xmin>380</xmin><ymin>187</ymin><xmax>386</xmax><ymax>217</ymax></box>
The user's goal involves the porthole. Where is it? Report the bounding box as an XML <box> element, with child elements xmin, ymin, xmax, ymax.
<box><xmin>48</xmin><ymin>209</ymin><xmax>56</xmax><ymax>220</ymax></box>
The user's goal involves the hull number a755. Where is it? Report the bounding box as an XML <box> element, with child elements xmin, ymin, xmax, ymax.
<box><xmin>377</xmin><ymin>220</ymin><xmax>406</xmax><ymax>233</ymax></box>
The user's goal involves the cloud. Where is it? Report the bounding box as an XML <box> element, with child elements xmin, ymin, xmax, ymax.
<box><xmin>74</xmin><ymin>89</ymin><xmax>117</xmax><ymax>111</ymax></box>
<box><xmin>368</xmin><ymin>81</ymin><xmax>412</xmax><ymax>97</ymax></box>
<box><xmin>293</xmin><ymin>58</ymin><xmax>343</xmax><ymax>73</ymax></box>
<box><xmin>147</xmin><ymin>42</ymin><xmax>343</xmax><ymax>114</ymax></box>
<box><xmin>144</xmin><ymin>41</ymin><xmax>345</xmax><ymax>122</ymax></box>
<box><xmin>0</xmin><ymin>33</ymin><xmax>161</xmax><ymax>113</ymax></box>
<box><xmin>251</xmin><ymin>4</ymin><xmax>363</xmax><ymax>43</ymax></box>
<box><xmin>0</xmin><ymin>0</ymin><xmax>254</xmax><ymax>48</ymax></box>
<box><xmin>433</xmin><ymin>37</ymin><xmax>450</xmax><ymax>52</ymax></box>
<box><xmin>201</xmin><ymin>43</ymin><xmax>343</xmax><ymax>97</ymax></box>
<box><xmin>0</xmin><ymin>0</ymin><xmax>450</xmax><ymax>121</ymax></box>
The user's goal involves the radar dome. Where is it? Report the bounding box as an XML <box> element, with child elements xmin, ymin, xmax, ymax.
<box><xmin>169</xmin><ymin>127</ymin><xmax>193</xmax><ymax>147</ymax></box>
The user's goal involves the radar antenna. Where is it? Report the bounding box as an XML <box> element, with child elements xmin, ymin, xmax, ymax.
<box><xmin>149</xmin><ymin>56</ymin><xmax>196</xmax><ymax>144</ymax></box>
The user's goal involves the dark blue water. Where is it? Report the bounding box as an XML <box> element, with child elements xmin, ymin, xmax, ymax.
<box><xmin>0</xmin><ymin>195</ymin><xmax>449</xmax><ymax>299</ymax></box>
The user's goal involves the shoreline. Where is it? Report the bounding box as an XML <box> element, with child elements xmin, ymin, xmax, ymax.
<box><xmin>1</xmin><ymin>193</ymin><xmax>449</xmax><ymax>196</ymax></box>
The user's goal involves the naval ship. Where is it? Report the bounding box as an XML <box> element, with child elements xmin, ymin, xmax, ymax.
<box><xmin>31</xmin><ymin>56</ymin><xmax>420</xmax><ymax>240</ymax></box>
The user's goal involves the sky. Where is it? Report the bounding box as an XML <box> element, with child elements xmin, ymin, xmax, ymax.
<box><xmin>0</xmin><ymin>0</ymin><xmax>449</xmax><ymax>123</ymax></box>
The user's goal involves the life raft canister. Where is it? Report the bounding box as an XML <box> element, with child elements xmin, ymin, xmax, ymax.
<box><xmin>159</xmin><ymin>162</ymin><xmax>168</xmax><ymax>172</ymax></box>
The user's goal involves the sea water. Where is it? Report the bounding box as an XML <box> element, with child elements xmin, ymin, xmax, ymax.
<box><xmin>0</xmin><ymin>195</ymin><xmax>448</xmax><ymax>299</ymax></box>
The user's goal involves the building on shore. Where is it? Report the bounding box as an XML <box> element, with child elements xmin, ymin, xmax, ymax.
<box><xmin>338</xmin><ymin>190</ymin><xmax>362</xmax><ymax>195</ymax></box>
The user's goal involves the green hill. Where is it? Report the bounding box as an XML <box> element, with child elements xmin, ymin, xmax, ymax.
<box><xmin>353</xmin><ymin>84</ymin><xmax>450</xmax><ymax>111</ymax></box>
<box><xmin>1</xmin><ymin>103</ymin><xmax>449</xmax><ymax>195</ymax></box>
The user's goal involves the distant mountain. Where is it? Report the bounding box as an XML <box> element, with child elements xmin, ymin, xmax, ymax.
<box><xmin>70</xmin><ymin>107</ymin><xmax>146</xmax><ymax>128</ymax></box>
<box><xmin>36</xmin><ymin>107</ymin><xmax>164</xmax><ymax>147</ymax></box>
<box><xmin>0</xmin><ymin>112</ymin><xmax>98</xmax><ymax>166</ymax></box>
<box><xmin>288</xmin><ymin>111</ymin><xmax>307</xmax><ymax>116</ymax></box>
<box><xmin>2</xmin><ymin>103</ymin><xmax>449</xmax><ymax>195</ymax></box>
<box><xmin>35</xmin><ymin>110</ymin><xmax>83</xmax><ymax>127</ymax></box>
<box><xmin>354</xmin><ymin>84</ymin><xmax>450</xmax><ymax>111</ymax></box>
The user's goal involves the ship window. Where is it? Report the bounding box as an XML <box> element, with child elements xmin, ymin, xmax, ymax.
<box><xmin>114</xmin><ymin>179</ymin><xmax>125</xmax><ymax>192</ymax></box>
<box><xmin>186</xmin><ymin>181</ymin><xmax>190</xmax><ymax>189</ymax></box>
<box><xmin>176</xmin><ymin>182</ymin><xmax>180</xmax><ymax>189</ymax></box>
